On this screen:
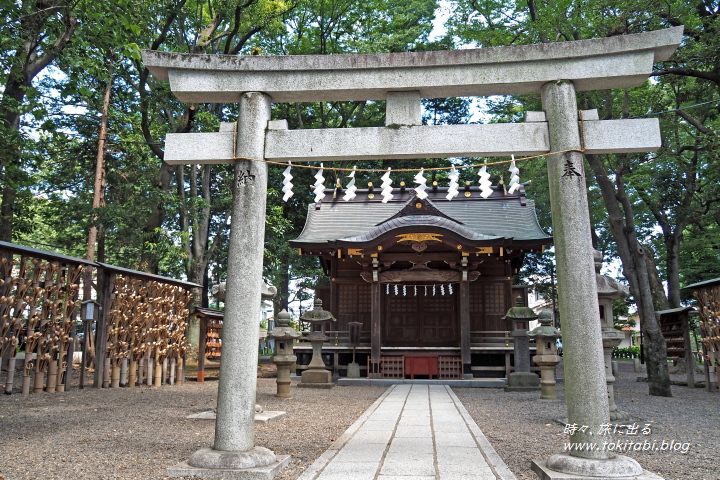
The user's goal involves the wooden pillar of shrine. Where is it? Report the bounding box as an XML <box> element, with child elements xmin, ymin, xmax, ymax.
<box><xmin>371</xmin><ymin>281</ymin><xmax>382</xmax><ymax>361</ymax></box>
<box><xmin>460</xmin><ymin>278</ymin><xmax>471</xmax><ymax>378</ymax></box>
<box><xmin>329</xmin><ymin>259</ymin><xmax>339</xmax><ymax>316</ymax></box>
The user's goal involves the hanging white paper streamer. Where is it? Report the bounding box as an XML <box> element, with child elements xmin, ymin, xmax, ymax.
<box><xmin>386</xmin><ymin>284</ymin><xmax>389</xmax><ymax>295</ymax></box>
<box><xmin>380</xmin><ymin>167</ymin><xmax>394</xmax><ymax>203</ymax></box>
<box><xmin>394</xmin><ymin>284</ymin><xmax>399</xmax><ymax>296</ymax></box>
<box><xmin>440</xmin><ymin>284</ymin><xmax>445</xmax><ymax>295</ymax></box>
<box><xmin>446</xmin><ymin>166</ymin><xmax>459</xmax><ymax>200</ymax></box>
<box><xmin>403</xmin><ymin>285</ymin><xmax>407</xmax><ymax>296</ymax></box>
<box><xmin>448</xmin><ymin>284</ymin><xmax>453</xmax><ymax>295</ymax></box>
<box><xmin>343</xmin><ymin>166</ymin><xmax>357</xmax><ymax>201</ymax></box>
<box><xmin>414</xmin><ymin>285</ymin><xmax>417</xmax><ymax>296</ymax></box>
<box><xmin>479</xmin><ymin>161</ymin><xmax>493</xmax><ymax>199</ymax></box>
<box><xmin>313</xmin><ymin>163</ymin><xmax>326</xmax><ymax>203</ymax></box>
<box><xmin>425</xmin><ymin>285</ymin><xmax>428</xmax><ymax>296</ymax></box>
<box><xmin>432</xmin><ymin>284</ymin><xmax>436</xmax><ymax>296</ymax></box>
<box><xmin>414</xmin><ymin>168</ymin><xmax>428</xmax><ymax>200</ymax></box>
<box><xmin>282</xmin><ymin>163</ymin><xmax>294</xmax><ymax>202</ymax></box>
<box><xmin>507</xmin><ymin>155</ymin><xmax>521</xmax><ymax>194</ymax></box>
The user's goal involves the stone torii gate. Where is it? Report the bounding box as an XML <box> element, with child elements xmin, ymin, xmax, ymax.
<box><xmin>144</xmin><ymin>26</ymin><xmax>682</xmax><ymax>480</ymax></box>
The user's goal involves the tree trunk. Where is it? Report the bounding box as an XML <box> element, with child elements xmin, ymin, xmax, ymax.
<box><xmin>1</xmin><ymin>79</ymin><xmax>29</xmax><ymax>240</ymax></box>
<box><xmin>85</xmin><ymin>66</ymin><xmax>113</xmax><ymax>296</ymax></box>
<box><xmin>587</xmin><ymin>154</ymin><xmax>671</xmax><ymax>396</ymax></box>
<box><xmin>0</xmin><ymin>185</ymin><xmax>16</xmax><ymax>241</ymax></box>
<box><xmin>185</xmin><ymin>285</ymin><xmax>202</xmax><ymax>358</ymax></box>
<box><xmin>664</xmin><ymin>230</ymin><xmax>683</xmax><ymax>308</ymax></box>
<box><xmin>275</xmin><ymin>258</ymin><xmax>291</xmax><ymax>314</ymax></box>
<box><xmin>642</xmin><ymin>244</ymin><xmax>670</xmax><ymax>311</ymax></box>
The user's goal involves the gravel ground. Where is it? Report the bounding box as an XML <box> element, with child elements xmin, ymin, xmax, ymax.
<box><xmin>455</xmin><ymin>361</ymin><xmax>717</xmax><ymax>480</ymax></box>
<box><xmin>0</xmin><ymin>361</ymin><xmax>715</xmax><ymax>480</ymax></box>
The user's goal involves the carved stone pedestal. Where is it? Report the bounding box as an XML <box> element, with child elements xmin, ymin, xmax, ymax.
<box><xmin>299</xmin><ymin>331</ymin><xmax>334</xmax><ymax>388</ymax></box>
<box><xmin>532</xmin><ymin>454</ymin><xmax>662</xmax><ymax>480</ymax></box>
<box><xmin>168</xmin><ymin>448</ymin><xmax>291</xmax><ymax>480</ymax></box>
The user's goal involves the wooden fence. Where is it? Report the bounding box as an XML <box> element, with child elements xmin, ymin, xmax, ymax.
<box><xmin>0</xmin><ymin>241</ymin><xmax>197</xmax><ymax>395</ymax></box>
<box><xmin>693</xmin><ymin>283</ymin><xmax>720</xmax><ymax>391</ymax></box>
<box><xmin>101</xmin><ymin>275</ymin><xmax>191</xmax><ymax>389</ymax></box>
<box><xmin>0</xmin><ymin>253</ymin><xmax>84</xmax><ymax>394</ymax></box>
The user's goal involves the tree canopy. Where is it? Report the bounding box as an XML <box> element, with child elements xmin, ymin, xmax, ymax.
<box><xmin>2</xmin><ymin>1</ymin><xmax>719</xmax><ymax>382</ymax></box>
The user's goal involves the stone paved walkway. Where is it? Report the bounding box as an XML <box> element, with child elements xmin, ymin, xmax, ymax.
<box><xmin>297</xmin><ymin>384</ymin><xmax>516</xmax><ymax>480</ymax></box>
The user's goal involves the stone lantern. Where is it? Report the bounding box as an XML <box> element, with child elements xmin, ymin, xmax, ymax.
<box><xmin>503</xmin><ymin>296</ymin><xmax>540</xmax><ymax>392</ymax></box>
<box><xmin>528</xmin><ymin>310</ymin><xmax>562</xmax><ymax>400</ymax></box>
<box><xmin>268</xmin><ymin>309</ymin><xmax>301</xmax><ymax>398</ymax></box>
<box><xmin>298</xmin><ymin>298</ymin><xmax>336</xmax><ymax>388</ymax></box>
<box><xmin>594</xmin><ymin>249</ymin><xmax>630</xmax><ymax>421</ymax></box>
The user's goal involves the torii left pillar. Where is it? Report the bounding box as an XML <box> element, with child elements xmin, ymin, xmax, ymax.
<box><xmin>168</xmin><ymin>92</ymin><xmax>290</xmax><ymax>479</ymax></box>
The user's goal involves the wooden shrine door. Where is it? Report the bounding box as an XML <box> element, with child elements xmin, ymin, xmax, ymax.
<box><xmin>384</xmin><ymin>288</ymin><xmax>458</xmax><ymax>347</ymax></box>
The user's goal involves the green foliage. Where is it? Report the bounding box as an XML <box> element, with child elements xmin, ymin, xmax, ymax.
<box><xmin>7</xmin><ymin>0</ymin><xmax>719</xmax><ymax>336</ymax></box>
<box><xmin>612</xmin><ymin>299</ymin><xmax>634</xmax><ymax>325</ymax></box>
<box><xmin>446</xmin><ymin>1</ymin><xmax>720</xmax><ymax>314</ymax></box>
<box><xmin>613</xmin><ymin>345</ymin><xmax>641</xmax><ymax>359</ymax></box>
<box><xmin>275</xmin><ymin>0</ymin><xmax>436</xmax><ymax>55</ymax></box>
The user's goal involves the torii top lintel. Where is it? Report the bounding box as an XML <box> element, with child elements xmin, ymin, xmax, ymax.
<box><xmin>142</xmin><ymin>27</ymin><xmax>682</xmax><ymax>104</ymax></box>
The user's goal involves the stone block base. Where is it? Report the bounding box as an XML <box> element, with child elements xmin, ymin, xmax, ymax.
<box><xmin>186</xmin><ymin>410</ymin><xmax>286</xmax><ymax>424</ymax></box>
<box><xmin>301</xmin><ymin>369</ymin><xmax>332</xmax><ymax>384</ymax></box>
<box><xmin>168</xmin><ymin>454</ymin><xmax>291</xmax><ymax>480</ymax></box>
<box><xmin>296</xmin><ymin>382</ymin><xmax>335</xmax><ymax>389</ymax></box>
<box><xmin>532</xmin><ymin>459</ymin><xmax>662</xmax><ymax>480</ymax></box>
<box><xmin>532</xmin><ymin>452</ymin><xmax>661</xmax><ymax>480</ymax></box>
<box><xmin>505</xmin><ymin>372</ymin><xmax>540</xmax><ymax>392</ymax></box>
<box><xmin>346</xmin><ymin>362</ymin><xmax>360</xmax><ymax>378</ymax></box>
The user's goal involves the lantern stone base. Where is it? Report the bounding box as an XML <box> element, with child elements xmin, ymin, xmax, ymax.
<box><xmin>186</xmin><ymin>410</ymin><xmax>286</xmax><ymax>424</ymax></box>
<box><xmin>532</xmin><ymin>454</ymin><xmax>662</xmax><ymax>480</ymax></box>
<box><xmin>297</xmin><ymin>382</ymin><xmax>335</xmax><ymax>389</ymax></box>
<box><xmin>298</xmin><ymin>368</ymin><xmax>334</xmax><ymax>388</ymax></box>
<box><xmin>301</xmin><ymin>369</ymin><xmax>332</xmax><ymax>383</ymax></box>
<box><xmin>504</xmin><ymin>372</ymin><xmax>540</xmax><ymax>392</ymax></box>
<box><xmin>168</xmin><ymin>447</ymin><xmax>291</xmax><ymax>480</ymax></box>
<box><xmin>609</xmin><ymin>409</ymin><xmax>631</xmax><ymax>422</ymax></box>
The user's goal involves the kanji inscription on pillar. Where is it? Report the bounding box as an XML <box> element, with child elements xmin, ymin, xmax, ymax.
<box><xmin>562</xmin><ymin>159</ymin><xmax>582</xmax><ymax>177</ymax></box>
<box><xmin>236</xmin><ymin>169</ymin><xmax>256</xmax><ymax>186</ymax></box>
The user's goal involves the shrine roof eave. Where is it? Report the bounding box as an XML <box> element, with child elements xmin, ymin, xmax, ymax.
<box><xmin>336</xmin><ymin>220</ymin><xmax>551</xmax><ymax>247</ymax></box>
<box><xmin>655</xmin><ymin>306</ymin><xmax>695</xmax><ymax>315</ymax></box>
<box><xmin>290</xmin><ymin>233</ymin><xmax>552</xmax><ymax>252</ymax></box>
<box><xmin>683</xmin><ymin>277</ymin><xmax>720</xmax><ymax>290</ymax></box>
<box><xmin>142</xmin><ymin>27</ymin><xmax>683</xmax><ymax>104</ymax></box>
<box><xmin>189</xmin><ymin>307</ymin><xmax>224</xmax><ymax>320</ymax></box>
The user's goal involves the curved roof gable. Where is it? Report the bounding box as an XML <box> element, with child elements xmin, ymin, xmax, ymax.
<box><xmin>338</xmin><ymin>215</ymin><xmax>500</xmax><ymax>244</ymax></box>
<box><xmin>290</xmin><ymin>188</ymin><xmax>551</xmax><ymax>249</ymax></box>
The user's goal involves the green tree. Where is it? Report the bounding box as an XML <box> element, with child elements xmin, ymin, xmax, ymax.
<box><xmin>256</xmin><ymin>0</ymin><xmax>440</xmax><ymax>314</ymax></box>
<box><xmin>444</xmin><ymin>0</ymin><xmax>720</xmax><ymax>396</ymax></box>
<box><xmin>0</xmin><ymin>0</ymin><xmax>78</xmax><ymax>241</ymax></box>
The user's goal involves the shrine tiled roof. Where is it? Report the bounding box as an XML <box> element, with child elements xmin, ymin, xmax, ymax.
<box><xmin>290</xmin><ymin>187</ymin><xmax>552</xmax><ymax>249</ymax></box>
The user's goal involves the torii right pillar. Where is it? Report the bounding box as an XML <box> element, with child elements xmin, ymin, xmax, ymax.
<box><xmin>532</xmin><ymin>81</ymin><xmax>661</xmax><ymax>480</ymax></box>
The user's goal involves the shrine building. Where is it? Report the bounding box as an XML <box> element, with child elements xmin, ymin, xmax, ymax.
<box><xmin>290</xmin><ymin>182</ymin><xmax>552</xmax><ymax>379</ymax></box>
